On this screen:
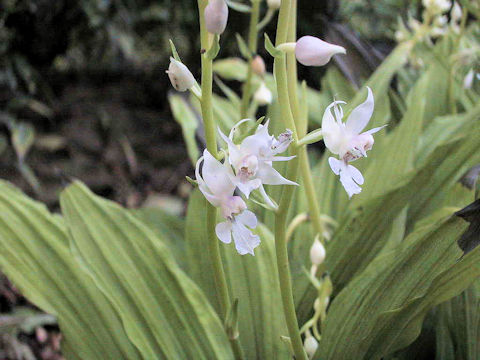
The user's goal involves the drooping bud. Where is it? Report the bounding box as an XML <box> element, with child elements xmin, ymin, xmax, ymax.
<box><xmin>166</xmin><ymin>57</ymin><xmax>195</xmax><ymax>92</ymax></box>
<box><xmin>310</xmin><ymin>239</ymin><xmax>326</xmax><ymax>265</ymax></box>
<box><xmin>304</xmin><ymin>335</ymin><xmax>319</xmax><ymax>359</ymax></box>
<box><xmin>251</xmin><ymin>55</ymin><xmax>266</xmax><ymax>77</ymax></box>
<box><xmin>204</xmin><ymin>0</ymin><xmax>229</xmax><ymax>35</ymax></box>
<box><xmin>254</xmin><ymin>82</ymin><xmax>273</xmax><ymax>105</ymax></box>
<box><xmin>295</xmin><ymin>36</ymin><xmax>346</xmax><ymax>67</ymax></box>
<box><xmin>267</xmin><ymin>0</ymin><xmax>281</xmax><ymax>10</ymax></box>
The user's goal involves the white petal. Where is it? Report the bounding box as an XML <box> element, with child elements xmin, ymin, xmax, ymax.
<box><xmin>231</xmin><ymin>221</ymin><xmax>261</xmax><ymax>255</ymax></box>
<box><xmin>236</xmin><ymin>210</ymin><xmax>258</xmax><ymax>229</ymax></box>
<box><xmin>216</xmin><ymin>221</ymin><xmax>232</xmax><ymax>244</ymax></box>
<box><xmin>322</xmin><ymin>101</ymin><xmax>345</xmax><ymax>155</ymax></box>
<box><xmin>328</xmin><ymin>157</ymin><xmax>342</xmax><ymax>175</ymax></box>
<box><xmin>346</xmin><ymin>164</ymin><xmax>364</xmax><ymax>185</ymax></box>
<box><xmin>258</xmin><ymin>184</ymin><xmax>278</xmax><ymax>209</ymax></box>
<box><xmin>228</xmin><ymin>118</ymin><xmax>252</xmax><ymax>139</ymax></box>
<box><xmin>329</xmin><ymin>158</ymin><xmax>363</xmax><ymax>198</ymax></box>
<box><xmin>235</xmin><ymin>178</ymin><xmax>262</xmax><ymax>198</ymax></box>
<box><xmin>346</xmin><ymin>87</ymin><xmax>374</xmax><ymax>135</ymax></box>
<box><xmin>364</xmin><ymin>124</ymin><xmax>387</xmax><ymax>135</ymax></box>
<box><xmin>218</xmin><ymin>128</ymin><xmax>243</xmax><ymax>167</ymax></box>
<box><xmin>257</xmin><ymin>163</ymin><xmax>298</xmax><ymax>186</ymax></box>
<box><xmin>202</xmin><ymin>149</ymin><xmax>235</xmax><ymax>198</ymax></box>
<box><xmin>339</xmin><ymin>172</ymin><xmax>362</xmax><ymax>198</ymax></box>
<box><xmin>240</xmin><ymin>128</ymin><xmax>272</xmax><ymax>157</ymax></box>
<box><xmin>267</xmin><ymin>155</ymin><xmax>297</xmax><ymax>162</ymax></box>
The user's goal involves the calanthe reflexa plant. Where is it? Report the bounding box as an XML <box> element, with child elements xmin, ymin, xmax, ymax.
<box><xmin>0</xmin><ymin>0</ymin><xmax>479</xmax><ymax>359</ymax></box>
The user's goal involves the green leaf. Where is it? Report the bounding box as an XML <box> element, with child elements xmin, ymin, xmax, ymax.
<box><xmin>185</xmin><ymin>189</ymin><xmax>290</xmax><ymax>359</ymax></box>
<box><xmin>213</xmin><ymin>58</ymin><xmax>249</xmax><ymax>81</ymax></box>
<box><xmin>60</xmin><ymin>182</ymin><xmax>234</xmax><ymax>360</ymax></box>
<box><xmin>206</xmin><ymin>34</ymin><xmax>221</xmax><ymax>60</ymax></box>
<box><xmin>264</xmin><ymin>33</ymin><xmax>283</xmax><ymax>58</ymax></box>
<box><xmin>226</xmin><ymin>0</ymin><xmax>251</xmax><ymax>13</ymax></box>
<box><xmin>130</xmin><ymin>207</ymin><xmax>186</xmax><ymax>270</ymax></box>
<box><xmin>434</xmin><ymin>280</ymin><xmax>480</xmax><ymax>360</ymax></box>
<box><xmin>318</xmin><ymin>215</ymin><xmax>480</xmax><ymax>360</ymax></box>
<box><xmin>0</xmin><ymin>180</ymin><xmax>141</xmax><ymax>360</ymax></box>
<box><xmin>235</xmin><ymin>33</ymin><xmax>252</xmax><ymax>59</ymax></box>
<box><xmin>168</xmin><ymin>93</ymin><xmax>200</xmax><ymax>165</ymax></box>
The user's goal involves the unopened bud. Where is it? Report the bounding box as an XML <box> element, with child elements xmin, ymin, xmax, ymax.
<box><xmin>295</xmin><ymin>36</ymin><xmax>346</xmax><ymax>67</ymax></box>
<box><xmin>451</xmin><ymin>2</ymin><xmax>462</xmax><ymax>21</ymax></box>
<box><xmin>310</xmin><ymin>239</ymin><xmax>326</xmax><ymax>265</ymax></box>
<box><xmin>205</xmin><ymin>0</ymin><xmax>229</xmax><ymax>35</ymax></box>
<box><xmin>267</xmin><ymin>0</ymin><xmax>281</xmax><ymax>10</ymax></box>
<box><xmin>304</xmin><ymin>335</ymin><xmax>318</xmax><ymax>358</ymax></box>
<box><xmin>251</xmin><ymin>55</ymin><xmax>266</xmax><ymax>77</ymax></box>
<box><xmin>254</xmin><ymin>82</ymin><xmax>273</xmax><ymax>105</ymax></box>
<box><xmin>463</xmin><ymin>69</ymin><xmax>474</xmax><ymax>89</ymax></box>
<box><xmin>166</xmin><ymin>57</ymin><xmax>195</xmax><ymax>92</ymax></box>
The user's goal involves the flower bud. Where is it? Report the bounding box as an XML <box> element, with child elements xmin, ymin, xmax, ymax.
<box><xmin>304</xmin><ymin>335</ymin><xmax>318</xmax><ymax>358</ymax></box>
<box><xmin>204</xmin><ymin>0</ymin><xmax>229</xmax><ymax>35</ymax></box>
<box><xmin>254</xmin><ymin>82</ymin><xmax>273</xmax><ymax>105</ymax></box>
<box><xmin>251</xmin><ymin>55</ymin><xmax>266</xmax><ymax>77</ymax></box>
<box><xmin>463</xmin><ymin>69</ymin><xmax>474</xmax><ymax>89</ymax></box>
<box><xmin>451</xmin><ymin>2</ymin><xmax>462</xmax><ymax>21</ymax></box>
<box><xmin>267</xmin><ymin>0</ymin><xmax>281</xmax><ymax>10</ymax></box>
<box><xmin>295</xmin><ymin>36</ymin><xmax>346</xmax><ymax>67</ymax></box>
<box><xmin>310</xmin><ymin>239</ymin><xmax>326</xmax><ymax>265</ymax></box>
<box><xmin>166</xmin><ymin>57</ymin><xmax>195</xmax><ymax>92</ymax></box>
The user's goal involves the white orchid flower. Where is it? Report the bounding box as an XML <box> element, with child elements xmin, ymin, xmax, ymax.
<box><xmin>322</xmin><ymin>87</ymin><xmax>385</xmax><ymax>197</ymax></box>
<box><xmin>219</xmin><ymin>120</ymin><xmax>297</xmax><ymax>204</ymax></box>
<box><xmin>195</xmin><ymin>149</ymin><xmax>260</xmax><ymax>255</ymax></box>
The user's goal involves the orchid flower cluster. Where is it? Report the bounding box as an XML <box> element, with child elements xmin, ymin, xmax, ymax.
<box><xmin>166</xmin><ymin>0</ymin><xmax>386</xmax><ymax>254</ymax></box>
<box><xmin>395</xmin><ymin>1</ymin><xmax>464</xmax><ymax>45</ymax></box>
<box><xmin>195</xmin><ymin>121</ymin><xmax>297</xmax><ymax>255</ymax></box>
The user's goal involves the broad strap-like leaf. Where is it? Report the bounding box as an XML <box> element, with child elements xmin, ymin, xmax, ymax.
<box><xmin>0</xmin><ymin>180</ymin><xmax>141</xmax><ymax>360</ymax></box>
<box><xmin>60</xmin><ymin>182</ymin><xmax>234</xmax><ymax>360</ymax></box>
<box><xmin>318</xmin><ymin>214</ymin><xmax>480</xmax><ymax>360</ymax></box>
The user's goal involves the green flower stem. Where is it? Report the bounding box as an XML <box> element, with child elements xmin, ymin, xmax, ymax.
<box><xmin>197</xmin><ymin>2</ymin><xmax>244</xmax><ymax>359</ymax></box>
<box><xmin>285</xmin><ymin>0</ymin><xmax>325</xmax><ymax>243</ymax></box>
<box><xmin>240</xmin><ymin>0</ymin><xmax>261</xmax><ymax>118</ymax></box>
<box><xmin>273</xmin><ymin>0</ymin><xmax>307</xmax><ymax>359</ymax></box>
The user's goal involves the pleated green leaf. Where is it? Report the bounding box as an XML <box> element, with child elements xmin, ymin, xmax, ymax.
<box><xmin>318</xmin><ymin>215</ymin><xmax>480</xmax><ymax>360</ymax></box>
<box><xmin>60</xmin><ymin>182</ymin><xmax>234</xmax><ymax>360</ymax></box>
<box><xmin>435</xmin><ymin>280</ymin><xmax>480</xmax><ymax>360</ymax></box>
<box><xmin>185</xmin><ymin>189</ymin><xmax>290</xmax><ymax>359</ymax></box>
<box><xmin>0</xmin><ymin>180</ymin><xmax>141</xmax><ymax>360</ymax></box>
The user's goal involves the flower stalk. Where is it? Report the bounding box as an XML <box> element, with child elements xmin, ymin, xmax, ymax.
<box><xmin>240</xmin><ymin>0</ymin><xmax>261</xmax><ymax>118</ymax></box>
<box><xmin>272</xmin><ymin>0</ymin><xmax>308</xmax><ymax>358</ymax></box>
<box><xmin>197</xmin><ymin>1</ymin><xmax>243</xmax><ymax>358</ymax></box>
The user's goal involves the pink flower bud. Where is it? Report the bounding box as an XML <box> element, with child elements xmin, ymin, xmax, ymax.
<box><xmin>251</xmin><ymin>55</ymin><xmax>266</xmax><ymax>77</ymax></box>
<box><xmin>295</xmin><ymin>36</ymin><xmax>346</xmax><ymax>67</ymax></box>
<box><xmin>204</xmin><ymin>0</ymin><xmax>229</xmax><ymax>35</ymax></box>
